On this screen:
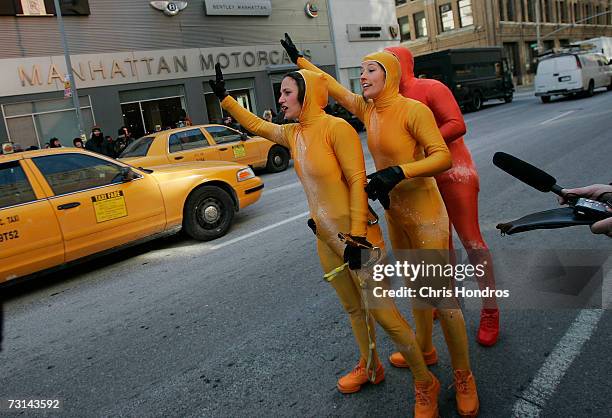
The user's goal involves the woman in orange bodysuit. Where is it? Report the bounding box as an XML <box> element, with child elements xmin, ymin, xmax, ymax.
<box><xmin>209</xmin><ymin>64</ymin><xmax>438</xmax><ymax>417</ymax></box>
<box><xmin>282</xmin><ymin>35</ymin><xmax>479</xmax><ymax>417</ymax></box>
<box><xmin>383</xmin><ymin>46</ymin><xmax>500</xmax><ymax>349</ymax></box>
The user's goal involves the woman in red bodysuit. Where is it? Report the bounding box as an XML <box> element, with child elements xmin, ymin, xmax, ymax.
<box><xmin>384</xmin><ymin>46</ymin><xmax>500</xmax><ymax>352</ymax></box>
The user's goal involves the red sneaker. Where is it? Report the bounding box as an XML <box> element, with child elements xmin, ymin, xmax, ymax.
<box><xmin>337</xmin><ymin>358</ymin><xmax>384</xmax><ymax>394</ymax></box>
<box><xmin>389</xmin><ymin>347</ymin><xmax>438</xmax><ymax>368</ymax></box>
<box><xmin>476</xmin><ymin>308</ymin><xmax>499</xmax><ymax>347</ymax></box>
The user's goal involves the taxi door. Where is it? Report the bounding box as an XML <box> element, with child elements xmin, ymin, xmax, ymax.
<box><xmin>203</xmin><ymin>125</ymin><xmax>262</xmax><ymax>166</ymax></box>
<box><xmin>26</xmin><ymin>153</ymin><xmax>167</xmax><ymax>262</ymax></box>
<box><xmin>167</xmin><ymin>128</ymin><xmax>221</xmax><ymax>163</ymax></box>
<box><xmin>0</xmin><ymin>159</ymin><xmax>64</xmax><ymax>283</ymax></box>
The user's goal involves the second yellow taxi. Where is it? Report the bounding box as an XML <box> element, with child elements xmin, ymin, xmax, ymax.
<box><xmin>118</xmin><ymin>124</ymin><xmax>291</xmax><ymax>172</ymax></box>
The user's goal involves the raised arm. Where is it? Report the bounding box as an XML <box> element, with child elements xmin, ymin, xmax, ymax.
<box><xmin>426</xmin><ymin>82</ymin><xmax>466</xmax><ymax>144</ymax></box>
<box><xmin>401</xmin><ymin>101</ymin><xmax>452</xmax><ymax>178</ymax></box>
<box><xmin>280</xmin><ymin>33</ymin><xmax>367</xmax><ymax>121</ymax></box>
<box><xmin>331</xmin><ymin>120</ymin><xmax>368</xmax><ymax>237</ymax></box>
<box><xmin>209</xmin><ymin>63</ymin><xmax>290</xmax><ymax>148</ymax></box>
<box><xmin>221</xmin><ymin>96</ymin><xmax>290</xmax><ymax>149</ymax></box>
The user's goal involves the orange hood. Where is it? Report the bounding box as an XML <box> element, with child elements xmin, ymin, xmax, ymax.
<box><xmin>297</xmin><ymin>69</ymin><xmax>328</xmax><ymax>126</ymax></box>
<box><xmin>362</xmin><ymin>50</ymin><xmax>401</xmax><ymax>108</ymax></box>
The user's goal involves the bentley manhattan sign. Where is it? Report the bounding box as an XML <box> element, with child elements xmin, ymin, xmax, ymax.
<box><xmin>203</xmin><ymin>0</ymin><xmax>271</xmax><ymax>16</ymax></box>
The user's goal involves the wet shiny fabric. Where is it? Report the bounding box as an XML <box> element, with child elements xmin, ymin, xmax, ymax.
<box><xmin>221</xmin><ymin>69</ymin><xmax>430</xmax><ymax>382</ymax></box>
<box><xmin>297</xmin><ymin>53</ymin><xmax>472</xmax><ymax>371</ymax></box>
<box><xmin>386</xmin><ymin>45</ymin><xmax>497</xmax><ymax>311</ymax></box>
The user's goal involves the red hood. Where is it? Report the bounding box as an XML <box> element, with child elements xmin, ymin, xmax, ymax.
<box><xmin>384</xmin><ymin>46</ymin><xmax>415</xmax><ymax>95</ymax></box>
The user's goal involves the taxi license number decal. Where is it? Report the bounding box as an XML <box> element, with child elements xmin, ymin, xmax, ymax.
<box><xmin>232</xmin><ymin>144</ymin><xmax>246</xmax><ymax>158</ymax></box>
<box><xmin>91</xmin><ymin>190</ymin><xmax>128</xmax><ymax>223</ymax></box>
<box><xmin>0</xmin><ymin>230</ymin><xmax>19</xmax><ymax>243</ymax></box>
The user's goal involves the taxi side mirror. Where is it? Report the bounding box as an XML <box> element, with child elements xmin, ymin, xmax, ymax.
<box><xmin>120</xmin><ymin>166</ymin><xmax>136</xmax><ymax>182</ymax></box>
<box><xmin>240</xmin><ymin>132</ymin><xmax>248</xmax><ymax>141</ymax></box>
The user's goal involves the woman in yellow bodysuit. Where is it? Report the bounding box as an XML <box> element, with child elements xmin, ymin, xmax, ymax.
<box><xmin>209</xmin><ymin>64</ymin><xmax>438</xmax><ymax>417</ymax></box>
<box><xmin>281</xmin><ymin>35</ymin><xmax>479</xmax><ymax>417</ymax></box>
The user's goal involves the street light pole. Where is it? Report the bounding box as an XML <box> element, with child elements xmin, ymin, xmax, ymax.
<box><xmin>53</xmin><ymin>0</ymin><xmax>85</xmax><ymax>139</ymax></box>
<box><xmin>535</xmin><ymin>0</ymin><xmax>542</xmax><ymax>54</ymax></box>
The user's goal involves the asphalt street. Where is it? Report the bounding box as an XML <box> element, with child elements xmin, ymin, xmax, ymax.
<box><xmin>1</xmin><ymin>88</ymin><xmax>611</xmax><ymax>417</ymax></box>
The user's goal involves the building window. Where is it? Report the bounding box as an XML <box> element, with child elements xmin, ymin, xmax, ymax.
<box><xmin>498</xmin><ymin>0</ymin><xmax>505</xmax><ymax>21</ymax></box>
<box><xmin>395</xmin><ymin>0</ymin><xmax>407</xmax><ymax>5</ymax></box>
<box><xmin>204</xmin><ymin>78</ymin><xmax>256</xmax><ymax>124</ymax></box>
<box><xmin>120</xmin><ymin>85</ymin><xmax>187</xmax><ymax>139</ymax></box>
<box><xmin>527</xmin><ymin>0</ymin><xmax>535</xmax><ymax>22</ymax></box>
<box><xmin>558</xmin><ymin>1</ymin><xmax>567</xmax><ymax>23</ymax></box>
<box><xmin>414</xmin><ymin>11</ymin><xmax>427</xmax><ymax>38</ymax></box>
<box><xmin>458</xmin><ymin>0</ymin><xmax>473</xmax><ymax>27</ymax></box>
<box><xmin>348</xmin><ymin>68</ymin><xmax>363</xmax><ymax>95</ymax></box>
<box><xmin>507</xmin><ymin>0</ymin><xmax>515</xmax><ymax>21</ymax></box>
<box><xmin>544</xmin><ymin>0</ymin><xmax>553</xmax><ymax>23</ymax></box>
<box><xmin>573</xmin><ymin>3</ymin><xmax>579</xmax><ymax>22</ymax></box>
<box><xmin>0</xmin><ymin>0</ymin><xmax>90</xmax><ymax>16</ymax></box>
<box><xmin>2</xmin><ymin>96</ymin><xmax>95</xmax><ymax>149</ymax></box>
<box><xmin>439</xmin><ymin>4</ymin><xmax>455</xmax><ymax>31</ymax></box>
<box><xmin>398</xmin><ymin>16</ymin><xmax>411</xmax><ymax>41</ymax></box>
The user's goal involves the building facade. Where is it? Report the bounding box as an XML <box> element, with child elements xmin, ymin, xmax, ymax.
<box><xmin>396</xmin><ymin>0</ymin><xmax>612</xmax><ymax>85</ymax></box>
<box><xmin>0</xmin><ymin>0</ymin><xmax>336</xmax><ymax>148</ymax></box>
<box><xmin>327</xmin><ymin>0</ymin><xmax>400</xmax><ymax>94</ymax></box>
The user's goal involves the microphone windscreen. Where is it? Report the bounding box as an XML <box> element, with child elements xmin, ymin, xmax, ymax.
<box><xmin>493</xmin><ymin>152</ymin><xmax>557</xmax><ymax>192</ymax></box>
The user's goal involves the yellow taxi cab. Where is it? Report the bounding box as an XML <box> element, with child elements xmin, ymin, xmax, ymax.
<box><xmin>118</xmin><ymin>124</ymin><xmax>290</xmax><ymax>173</ymax></box>
<box><xmin>0</xmin><ymin>148</ymin><xmax>264</xmax><ymax>284</ymax></box>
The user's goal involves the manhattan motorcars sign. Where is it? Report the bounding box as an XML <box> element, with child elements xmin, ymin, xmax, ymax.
<box><xmin>204</xmin><ymin>0</ymin><xmax>271</xmax><ymax>16</ymax></box>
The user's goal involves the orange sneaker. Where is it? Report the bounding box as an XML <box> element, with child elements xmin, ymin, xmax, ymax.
<box><xmin>389</xmin><ymin>347</ymin><xmax>438</xmax><ymax>368</ymax></box>
<box><xmin>414</xmin><ymin>372</ymin><xmax>440</xmax><ymax>418</ymax></box>
<box><xmin>337</xmin><ymin>358</ymin><xmax>384</xmax><ymax>394</ymax></box>
<box><xmin>454</xmin><ymin>370</ymin><xmax>479</xmax><ymax>417</ymax></box>
<box><xmin>476</xmin><ymin>308</ymin><xmax>499</xmax><ymax>347</ymax></box>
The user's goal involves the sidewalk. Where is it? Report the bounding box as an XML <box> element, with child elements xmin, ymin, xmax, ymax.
<box><xmin>514</xmin><ymin>84</ymin><xmax>535</xmax><ymax>97</ymax></box>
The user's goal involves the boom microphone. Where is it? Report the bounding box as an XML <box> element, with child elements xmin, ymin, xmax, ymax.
<box><xmin>493</xmin><ymin>152</ymin><xmax>565</xmax><ymax>196</ymax></box>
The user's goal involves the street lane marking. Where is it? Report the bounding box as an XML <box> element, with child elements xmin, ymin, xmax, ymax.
<box><xmin>266</xmin><ymin>182</ymin><xmax>301</xmax><ymax>194</ymax></box>
<box><xmin>209</xmin><ymin>211</ymin><xmax>310</xmax><ymax>250</ymax></box>
<box><xmin>539</xmin><ymin>110</ymin><xmax>575</xmax><ymax>125</ymax></box>
<box><xmin>511</xmin><ymin>308</ymin><xmax>604</xmax><ymax>417</ymax></box>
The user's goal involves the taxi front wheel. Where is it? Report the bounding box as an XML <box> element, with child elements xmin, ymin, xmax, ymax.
<box><xmin>183</xmin><ymin>186</ymin><xmax>235</xmax><ymax>241</ymax></box>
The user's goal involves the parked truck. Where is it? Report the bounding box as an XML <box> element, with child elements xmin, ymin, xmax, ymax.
<box><xmin>413</xmin><ymin>47</ymin><xmax>515</xmax><ymax>111</ymax></box>
<box><xmin>570</xmin><ymin>37</ymin><xmax>612</xmax><ymax>62</ymax></box>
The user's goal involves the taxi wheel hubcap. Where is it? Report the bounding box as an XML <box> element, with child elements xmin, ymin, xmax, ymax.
<box><xmin>273</xmin><ymin>155</ymin><xmax>283</xmax><ymax>166</ymax></box>
<box><xmin>197</xmin><ymin>198</ymin><xmax>224</xmax><ymax>229</ymax></box>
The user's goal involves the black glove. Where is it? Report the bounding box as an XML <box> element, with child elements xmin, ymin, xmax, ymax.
<box><xmin>307</xmin><ymin>218</ymin><xmax>317</xmax><ymax>235</ymax></box>
<box><xmin>208</xmin><ymin>63</ymin><xmax>228</xmax><ymax>100</ymax></box>
<box><xmin>343</xmin><ymin>235</ymin><xmax>372</xmax><ymax>270</ymax></box>
<box><xmin>280</xmin><ymin>33</ymin><xmax>302</xmax><ymax>64</ymax></box>
<box><xmin>365</xmin><ymin>166</ymin><xmax>405</xmax><ymax>210</ymax></box>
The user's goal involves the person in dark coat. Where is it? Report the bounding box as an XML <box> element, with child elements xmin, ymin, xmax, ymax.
<box><xmin>85</xmin><ymin>126</ymin><xmax>112</xmax><ymax>156</ymax></box>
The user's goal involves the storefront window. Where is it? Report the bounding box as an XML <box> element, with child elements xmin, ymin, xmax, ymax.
<box><xmin>119</xmin><ymin>85</ymin><xmax>187</xmax><ymax>139</ymax></box>
<box><xmin>203</xmin><ymin>79</ymin><xmax>256</xmax><ymax>124</ymax></box>
<box><xmin>2</xmin><ymin>96</ymin><xmax>95</xmax><ymax>149</ymax></box>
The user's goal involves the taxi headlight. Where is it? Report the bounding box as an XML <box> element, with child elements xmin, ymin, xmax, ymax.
<box><xmin>236</xmin><ymin>167</ymin><xmax>255</xmax><ymax>182</ymax></box>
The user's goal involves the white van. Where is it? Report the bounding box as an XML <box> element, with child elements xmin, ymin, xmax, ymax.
<box><xmin>534</xmin><ymin>52</ymin><xmax>612</xmax><ymax>103</ymax></box>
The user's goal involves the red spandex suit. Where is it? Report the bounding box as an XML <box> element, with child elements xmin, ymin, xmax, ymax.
<box><xmin>385</xmin><ymin>46</ymin><xmax>500</xmax><ymax>348</ymax></box>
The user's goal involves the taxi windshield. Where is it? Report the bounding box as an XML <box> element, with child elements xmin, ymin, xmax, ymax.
<box><xmin>119</xmin><ymin>136</ymin><xmax>154</xmax><ymax>158</ymax></box>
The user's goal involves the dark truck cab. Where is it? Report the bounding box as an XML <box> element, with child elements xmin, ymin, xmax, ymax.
<box><xmin>413</xmin><ymin>47</ymin><xmax>514</xmax><ymax>111</ymax></box>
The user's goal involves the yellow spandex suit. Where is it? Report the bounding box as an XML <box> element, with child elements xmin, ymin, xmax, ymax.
<box><xmin>221</xmin><ymin>69</ymin><xmax>433</xmax><ymax>389</ymax></box>
<box><xmin>297</xmin><ymin>53</ymin><xmax>472</xmax><ymax>372</ymax></box>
